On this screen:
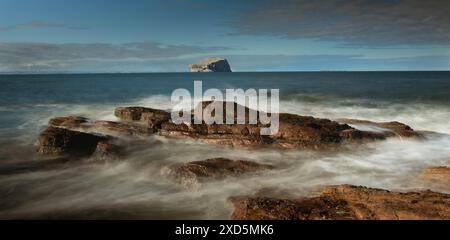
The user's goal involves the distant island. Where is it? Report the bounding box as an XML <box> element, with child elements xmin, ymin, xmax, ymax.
<box><xmin>188</xmin><ymin>57</ymin><xmax>232</xmax><ymax>72</ymax></box>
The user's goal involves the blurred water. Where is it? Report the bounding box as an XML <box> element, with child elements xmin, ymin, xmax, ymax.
<box><xmin>0</xmin><ymin>72</ymin><xmax>449</xmax><ymax>219</ymax></box>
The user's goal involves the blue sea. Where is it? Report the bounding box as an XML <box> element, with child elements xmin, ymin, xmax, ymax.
<box><xmin>0</xmin><ymin>72</ymin><xmax>449</xmax><ymax>219</ymax></box>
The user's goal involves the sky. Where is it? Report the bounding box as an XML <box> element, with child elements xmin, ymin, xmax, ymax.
<box><xmin>0</xmin><ymin>0</ymin><xmax>449</xmax><ymax>73</ymax></box>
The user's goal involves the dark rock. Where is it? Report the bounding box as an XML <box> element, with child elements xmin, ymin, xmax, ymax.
<box><xmin>273</xmin><ymin>113</ymin><xmax>352</xmax><ymax>148</ymax></box>
<box><xmin>161</xmin><ymin>158</ymin><xmax>274</xmax><ymax>188</ymax></box>
<box><xmin>36</xmin><ymin>127</ymin><xmax>109</xmax><ymax>157</ymax></box>
<box><xmin>229</xmin><ymin>185</ymin><xmax>450</xmax><ymax>220</ymax></box>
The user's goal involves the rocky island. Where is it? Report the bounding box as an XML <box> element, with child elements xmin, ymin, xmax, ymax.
<box><xmin>188</xmin><ymin>57</ymin><xmax>232</xmax><ymax>72</ymax></box>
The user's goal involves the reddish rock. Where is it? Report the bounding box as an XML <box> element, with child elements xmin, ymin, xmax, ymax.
<box><xmin>93</xmin><ymin>120</ymin><xmax>155</xmax><ymax>136</ymax></box>
<box><xmin>229</xmin><ymin>196</ymin><xmax>354</xmax><ymax>220</ymax></box>
<box><xmin>339</xmin><ymin>129</ymin><xmax>387</xmax><ymax>142</ymax></box>
<box><xmin>273</xmin><ymin>113</ymin><xmax>352</xmax><ymax>148</ymax></box>
<box><xmin>36</xmin><ymin>127</ymin><xmax>109</xmax><ymax>157</ymax></box>
<box><xmin>48</xmin><ymin>116</ymin><xmax>90</xmax><ymax>129</ymax></box>
<box><xmin>229</xmin><ymin>185</ymin><xmax>450</xmax><ymax>220</ymax></box>
<box><xmin>114</xmin><ymin>106</ymin><xmax>170</xmax><ymax>128</ymax></box>
<box><xmin>419</xmin><ymin>166</ymin><xmax>450</xmax><ymax>186</ymax></box>
<box><xmin>161</xmin><ymin>158</ymin><xmax>274</xmax><ymax>187</ymax></box>
<box><xmin>338</xmin><ymin>118</ymin><xmax>419</xmax><ymax>138</ymax></box>
<box><xmin>161</xmin><ymin>101</ymin><xmax>359</xmax><ymax>148</ymax></box>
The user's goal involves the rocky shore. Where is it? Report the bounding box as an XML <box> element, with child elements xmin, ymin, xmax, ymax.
<box><xmin>229</xmin><ymin>185</ymin><xmax>450</xmax><ymax>220</ymax></box>
<box><xmin>34</xmin><ymin>101</ymin><xmax>449</xmax><ymax>220</ymax></box>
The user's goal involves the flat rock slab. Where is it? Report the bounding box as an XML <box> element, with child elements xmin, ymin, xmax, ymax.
<box><xmin>229</xmin><ymin>185</ymin><xmax>450</xmax><ymax>220</ymax></box>
<box><xmin>161</xmin><ymin>158</ymin><xmax>274</xmax><ymax>188</ymax></box>
<box><xmin>114</xmin><ymin>106</ymin><xmax>170</xmax><ymax>128</ymax></box>
<box><xmin>48</xmin><ymin>116</ymin><xmax>90</xmax><ymax>129</ymax></box>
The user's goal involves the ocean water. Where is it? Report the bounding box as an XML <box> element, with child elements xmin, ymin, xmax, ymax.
<box><xmin>0</xmin><ymin>72</ymin><xmax>449</xmax><ymax>219</ymax></box>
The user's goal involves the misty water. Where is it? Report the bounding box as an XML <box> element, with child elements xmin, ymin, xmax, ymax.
<box><xmin>0</xmin><ymin>72</ymin><xmax>449</xmax><ymax>219</ymax></box>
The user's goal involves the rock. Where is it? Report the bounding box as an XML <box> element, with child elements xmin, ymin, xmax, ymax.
<box><xmin>188</xmin><ymin>57</ymin><xmax>232</xmax><ymax>72</ymax></box>
<box><xmin>337</xmin><ymin>118</ymin><xmax>419</xmax><ymax>138</ymax></box>
<box><xmin>36</xmin><ymin>127</ymin><xmax>110</xmax><ymax>157</ymax></box>
<box><xmin>161</xmin><ymin>101</ymin><xmax>376</xmax><ymax>148</ymax></box>
<box><xmin>93</xmin><ymin>120</ymin><xmax>155</xmax><ymax>136</ymax></box>
<box><xmin>48</xmin><ymin>116</ymin><xmax>90</xmax><ymax>129</ymax></box>
<box><xmin>90</xmin><ymin>141</ymin><xmax>125</xmax><ymax>163</ymax></box>
<box><xmin>339</xmin><ymin>129</ymin><xmax>387</xmax><ymax>142</ymax></box>
<box><xmin>160</xmin><ymin>101</ymin><xmax>272</xmax><ymax>147</ymax></box>
<box><xmin>229</xmin><ymin>195</ymin><xmax>354</xmax><ymax>220</ymax></box>
<box><xmin>273</xmin><ymin>113</ymin><xmax>352</xmax><ymax>148</ymax></box>
<box><xmin>419</xmin><ymin>166</ymin><xmax>450</xmax><ymax>186</ymax></box>
<box><xmin>114</xmin><ymin>107</ymin><xmax>170</xmax><ymax>128</ymax></box>
<box><xmin>229</xmin><ymin>185</ymin><xmax>450</xmax><ymax>220</ymax></box>
<box><xmin>161</xmin><ymin>158</ymin><xmax>274</xmax><ymax>188</ymax></box>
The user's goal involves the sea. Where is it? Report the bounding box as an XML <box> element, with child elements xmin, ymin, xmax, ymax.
<box><xmin>0</xmin><ymin>72</ymin><xmax>449</xmax><ymax>219</ymax></box>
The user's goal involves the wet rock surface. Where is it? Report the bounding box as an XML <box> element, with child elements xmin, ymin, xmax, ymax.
<box><xmin>114</xmin><ymin>106</ymin><xmax>170</xmax><ymax>127</ymax></box>
<box><xmin>41</xmin><ymin>102</ymin><xmax>423</xmax><ymax>157</ymax></box>
<box><xmin>420</xmin><ymin>166</ymin><xmax>450</xmax><ymax>187</ymax></box>
<box><xmin>337</xmin><ymin>118</ymin><xmax>419</xmax><ymax>138</ymax></box>
<box><xmin>90</xmin><ymin>140</ymin><xmax>125</xmax><ymax>163</ymax></box>
<box><xmin>36</xmin><ymin>126</ymin><xmax>110</xmax><ymax>157</ymax></box>
<box><xmin>229</xmin><ymin>185</ymin><xmax>450</xmax><ymax>220</ymax></box>
<box><xmin>92</xmin><ymin>120</ymin><xmax>155</xmax><ymax>136</ymax></box>
<box><xmin>48</xmin><ymin>116</ymin><xmax>90</xmax><ymax>129</ymax></box>
<box><xmin>160</xmin><ymin>101</ymin><xmax>420</xmax><ymax>148</ymax></box>
<box><xmin>161</xmin><ymin>158</ymin><xmax>274</xmax><ymax>187</ymax></box>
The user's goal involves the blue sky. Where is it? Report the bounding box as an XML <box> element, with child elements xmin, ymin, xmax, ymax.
<box><xmin>0</xmin><ymin>0</ymin><xmax>449</xmax><ymax>72</ymax></box>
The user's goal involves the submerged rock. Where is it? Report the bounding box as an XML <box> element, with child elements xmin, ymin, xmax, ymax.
<box><xmin>337</xmin><ymin>118</ymin><xmax>419</xmax><ymax>138</ymax></box>
<box><xmin>90</xmin><ymin>140</ymin><xmax>125</xmax><ymax>163</ymax></box>
<box><xmin>36</xmin><ymin>127</ymin><xmax>110</xmax><ymax>157</ymax></box>
<box><xmin>161</xmin><ymin>158</ymin><xmax>274</xmax><ymax>188</ymax></box>
<box><xmin>229</xmin><ymin>185</ymin><xmax>450</xmax><ymax>220</ymax></box>
<box><xmin>188</xmin><ymin>57</ymin><xmax>232</xmax><ymax>72</ymax></box>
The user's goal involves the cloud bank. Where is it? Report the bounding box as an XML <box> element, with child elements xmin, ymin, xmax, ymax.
<box><xmin>0</xmin><ymin>20</ymin><xmax>87</xmax><ymax>32</ymax></box>
<box><xmin>0</xmin><ymin>42</ymin><xmax>231</xmax><ymax>72</ymax></box>
<box><xmin>228</xmin><ymin>0</ymin><xmax>450</xmax><ymax>46</ymax></box>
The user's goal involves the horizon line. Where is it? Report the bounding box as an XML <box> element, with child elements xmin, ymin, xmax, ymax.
<box><xmin>1</xmin><ymin>70</ymin><xmax>450</xmax><ymax>75</ymax></box>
